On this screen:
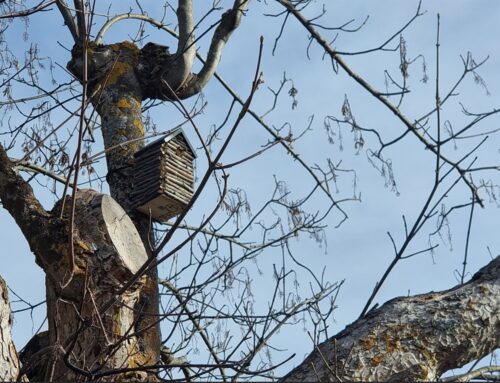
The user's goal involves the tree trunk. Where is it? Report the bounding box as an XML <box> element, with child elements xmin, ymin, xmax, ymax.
<box><xmin>41</xmin><ymin>190</ymin><xmax>154</xmax><ymax>381</ymax></box>
<box><xmin>68</xmin><ymin>41</ymin><xmax>162</xmax><ymax>371</ymax></box>
<box><xmin>281</xmin><ymin>256</ymin><xmax>500</xmax><ymax>382</ymax></box>
<box><xmin>0</xmin><ymin>142</ymin><xmax>160</xmax><ymax>380</ymax></box>
<box><xmin>0</xmin><ymin>276</ymin><xmax>24</xmax><ymax>381</ymax></box>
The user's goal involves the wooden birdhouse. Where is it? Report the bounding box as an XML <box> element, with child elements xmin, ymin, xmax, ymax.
<box><xmin>131</xmin><ymin>128</ymin><xmax>196</xmax><ymax>222</ymax></box>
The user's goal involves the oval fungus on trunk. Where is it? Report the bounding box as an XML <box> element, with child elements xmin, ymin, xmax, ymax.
<box><xmin>101</xmin><ymin>194</ymin><xmax>148</xmax><ymax>274</ymax></box>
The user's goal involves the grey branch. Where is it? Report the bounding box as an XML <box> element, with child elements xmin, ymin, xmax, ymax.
<box><xmin>55</xmin><ymin>0</ymin><xmax>79</xmax><ymax>42</ymax></box>
<box><xmin>0</xmin><ymin>277</ymin><xmax>23</xmax><ymax>381</ymax></box>
<box><xmin>281</xmin><ymin>256</ymin><xmax>500</xmax><ymax>382</ymax></box>
<box><xmin>441</xmin><ymin>365</ymin><xmax>500</xmax><ymax>382</ymax></box>
<box><xmin>95</xmin><ymin>14</ymin><xmax>176</xmax><ymax>45</ymax></box>
<box><xmin>0</xmin><ymin>145</ymin><xmax>50</xmax><ymax>246</ymax></box>
<box><xmin>14</xmin><ymin>161</ymin><xmax>76</xmax><ymax>189</ymax></box>
<box><xmin>277</xmin><ymin>0</ymin><xmax>483</xmax><ymax>208</ymax></box>
<box><xmin>178</xmin><ymin>0</ymin><xmax>250</xmax><ymax>98</ymax></box>
<box><xmin>0</xmin><ymin>0</ymin><xmax>55</xmax><ymax>19</ymax></box>
<box><xmin>160</xmin><ymin>279</ymin><xmax>227</xmax><ymax>381</ymax></box>
<box><xmin>72</xmin><ymin>0</ymin><xmax>85</xmax><ymax>41</ymax></box>
<box><xmin>163</xmin><ymin>0</ymin><xmax>197</xmax><ymax>90</ymax></box>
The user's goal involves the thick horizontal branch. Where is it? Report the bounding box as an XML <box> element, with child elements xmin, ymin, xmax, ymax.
<box><xmin>281</xmin><ymin>256</ymin><xmax>500</xmax><ymax>381</ymax></box>
<box><xmin>15</xmin><ymin>161</ymin><xmax>76</xmax><ymax>189</ymax></box>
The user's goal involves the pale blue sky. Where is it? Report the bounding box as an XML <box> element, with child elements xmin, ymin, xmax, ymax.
<box><xmin>0</xmin><ymin>0</ymin><xmax>498</xmax><ymax>378</ymax></box>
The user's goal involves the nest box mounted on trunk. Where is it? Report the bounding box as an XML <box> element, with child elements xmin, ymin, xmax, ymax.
<box><xmin>131</xmin><ymin>128</ymin><xmax>196</xmax><ymax>222</ymax></box>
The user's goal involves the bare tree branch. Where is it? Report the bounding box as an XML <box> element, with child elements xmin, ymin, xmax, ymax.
<box><xmin>179</xmin><ymin>0</ymin><xmax>250</xmax><ymax>97</ymax></box>
<box><xmin>0</xmin><ymin>276</ymin><xmax>23</xmax><ymax>381</ymax></box>
<box><xmin>0</xmin><ymin>0</ymin><xmax>55</xmax><ymax>19</ymax></box>
<box><xmin>55</xmin><ymin>0</ymin><xmax>79</xmax><ymax>42</ymax></box>
<box><xmin>15</xmin><ymin>161</ymin><xmax>76</xmax><ymax>188</ymax></box>
<box><xmin>95</xmin><ymin>13</ymin><xmax>176</xmax><ymax>45</ymax></box>
<box><xmin>163</xmin><ymin>0</ymin><xmax>197</xmax><ymax>90</ymax></box>
<box><xmin>160</xmin><ymin>279</ymin><xmax>228</xmax><ymax>382</ymax></box>
<box><xmin>0</xmin><ymin>144</ymin><xmax>51</xmax><ymax>256</ymax></box>
<box><xmin>441</xmin><ymin>365</ymin><xmax>500</xmax><ymax>382</ymax></box>
<box><xmin>72</xmin><ymin>0</ymin><xmax>84</xmax><ymax>41</ymax></box>
<box><xmin>1</xmin><ymin>2</ymin><xmax>498</xmax><ymax>381</ymax></box>
<box><xmin>276</xmin><ymin>0</ymin><xmax>484</xmax><ymax>208</ymax></box>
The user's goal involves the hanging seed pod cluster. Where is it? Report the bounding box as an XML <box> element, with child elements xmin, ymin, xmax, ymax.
<box><xmin>131</xmin><ymin>128</ymin><xmax>196</xmax><ymax>222</ymax></box>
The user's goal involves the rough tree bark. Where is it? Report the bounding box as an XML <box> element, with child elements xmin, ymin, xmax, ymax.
<box><xmin>0</xmin><ymin>276</ymin><xmax>23</xmax><ymax>381</ymax></box>
<box><xmin>282</xmin><ymin>256</ymin><xmax>500</xmax><ymax>382</ymax></box>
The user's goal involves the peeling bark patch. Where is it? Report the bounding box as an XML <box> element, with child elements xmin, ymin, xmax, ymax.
<box><xmin>385</xmin><ymin>337</ymin><xmax>400</xmax><ymax>353</ymax></box>
<box><xmin>361</xmin><ymin>334</ymin><xmax>376</xmax><ymax>350</ymax></box>
<box><xmin>371</xmin><ymin>355</ymin><xmax>383</xmax><ymax>366</ymax></box>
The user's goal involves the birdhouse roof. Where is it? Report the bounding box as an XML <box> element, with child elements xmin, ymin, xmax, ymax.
<box><xmin>134</xmin><ymin>127</ymin><xmax>197</xmax><ymax>158</ymax></box>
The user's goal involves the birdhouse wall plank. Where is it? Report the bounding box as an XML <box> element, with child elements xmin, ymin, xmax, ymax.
<box><xmin>164</xmin><ymin>161</ymin><xmax>192</xmax><ymax>173</ymax></box>
<box><xmin>163</xmin><ymin>176</ymin><xmax>193</xmax><ymax>195</ymax></box>
<box><xmin>164</xmin><ymin>152</ymin><xmax>193</xmax><ymax>166</ymax></box>
<box><xmin>133</xmin><ymin>168</ymin><xmax>162</xmax><ymax>183</ymax></box>
<box><xmin>161</xmin><ymin>179</ymin><xmax>192</xmax><ymax>195</ymax></box>
<box><xmin>134</xmin><ymin>165</ymin><xmax>161</xmax><ymax>177</ymax></box>
<box><xmin>161</xmin><ymin>186</ymin><xmax>192</xmax><ymax>204</ymax></box>
<box><xmin>165</xmin><ymin>155</ymin><xmax>193</xmax><ymax>169</ymax></box>
<box><xmin>163</xmin><ymin>177</ymin><xmax>193</xmax><ymax>199</ymax></box>
<box><xmin>131</xmin><ymin>187</ymin><xmax>161</xmax><ymax>205</ymax></box>
<box><xmin>162</xmin><ymin>142</ymin><xmax>192</xmax><ymax>156</ymax></box>
<box><xmin>131</xmin><ymin>181</ymin><xmax>160</xmax><ymax>197</ymax></box>
<box><xmin>134</xmin><ymin>158</ymin><xmax>162</xmax><ymax>171</ymax></box>
<box><xmin>165</xmin><ymin>179</ymin><xmax>192</xmax><ymax>194</ymax></box>
<box><xmin>135</xmin><ymin>153</ymin><xmax>162</xmax><ymax>163</ymax></box>
<box><xmin>164</xmin><ymin>140</ymin><xmax>192</xmax><ymax>153</ymax></box>
<box><xmin>136</xmin><ymin>149</ymin><xmax>162</xmax><ymax>160</ymax></box>
<box><xmin>132</xmin><ymin>183</ymin><xmax>161</xmax><ymax>198</ymax></box>
<box><xmin>134</xmin><ymin>184</ymin><xmax>162</xmax><ymax>196</ymax></box>
<box><xmin>160</xmin><ymin>192</ymin><xmax>190</xmax><ymax>206</ymax></box>
<box><xmin>134</xmin><ymin>154</ymin><xmax>162</xmax><ymax>165</ymax></box>
<box><xmin>165</xmin><ymin>169</ymin><xmax>193</xmax><ymax>185</ymax></box>
<box><xmin>164</xmin><ymin>148</ymin><xmax>193</xmax><ymax>164</ymax></box>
